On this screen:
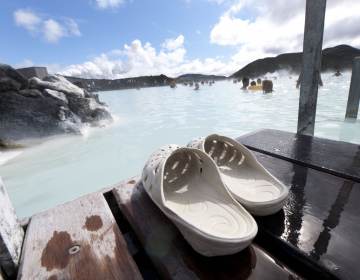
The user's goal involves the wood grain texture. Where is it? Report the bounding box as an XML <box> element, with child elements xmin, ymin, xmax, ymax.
<box><xmin>113</xmin><ymin>178</ymin><xmax>301</xmax><ymax>280</ymax></box>
<box><xmin>17</xmin><ymin>192</ymin><xmax>142</xmax><ymax>280</ymax></box>
<box><xmin>0</xmin><ymin>177</ymin><xmax>24</xmax><ymax>278</ymax></box>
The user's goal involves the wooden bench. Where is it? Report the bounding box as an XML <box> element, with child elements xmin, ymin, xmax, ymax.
<box><xmin>17</xmin><ymin>192</ymin><xmax>142</xmax><ymax>280</ymax></box>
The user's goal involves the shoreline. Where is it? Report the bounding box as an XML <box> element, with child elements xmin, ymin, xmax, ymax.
<box><xmin>0</xmin><ymin>150</ymin><xmax>23</xmax><ymax>166</ymax></box>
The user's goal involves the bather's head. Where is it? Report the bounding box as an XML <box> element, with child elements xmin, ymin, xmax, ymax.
<box><xmin>242</xmin><ymin>77</ymin><xmax>249</xmax><ymax>89</ymax></box>
<box><xmin>250</xmin><ymin>81</ymin><xmax>256</xmax><ymax>86</ymax></box>
<box><xmin>262</xmin><ymin>80</ymin><xmax>273</xmax><ymax>93</ymax></box>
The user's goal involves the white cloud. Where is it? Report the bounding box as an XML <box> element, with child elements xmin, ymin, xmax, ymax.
<box><xmin>162</xmin><ymin>35</ymin><xmax>185</xmax><ymax>51</ymax></box>
<box><xmin>95</xmin><ymin>0</ymin><xmax>124</xmax><ymax>9</ymax></box>
<box><xmin>65</xmin><ymin>18</ymin><xmax>81</xmax><ymax>37</ymax></box>
<box><xmin>43</xmin><ymin>19</ymin><xmax>65</xmax><ymax>43</ymax></box>
<box><xmin>60</xmin><ymin>35</ymin><xmax>237</xmax><ymax>78</ymax></box>
<box><xmin>210</xmin><ymin>0</ymin><xmax>360</xmax><ymax>68</ymax></box>
<box><xmin>56</xmin><ymin>0</ymin><xmax>360</xmax><ymax>79</ymax></box>
<box><xmin>13</xmin><ymin>9</ymin><xmax>81</xmax><ymax>43</ymax></box>
<box><xmin>14</xmin><ymin>9</ymin><xmax>41</xmax><ymax>32</ymax></box>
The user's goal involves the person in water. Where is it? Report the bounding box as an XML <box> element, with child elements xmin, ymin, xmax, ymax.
<box><xmin>334</xmin><ymin>69</ymin><xmax>342</xmax><ymax>76</ymax></box>
<box><xmin>248</xmin><ymin>80</ymin><xmax>262</xmax><ymax>91</ymax></box>
<box><xmin>257</xmin><ymin>78</ymin><xmax>262</xmax><ymax>85</ymax></box>
<box><xmin>242</xmin><ymin>77</ymin><xmax>249</xmax><ymax>89</ymax></box>
<box><xmin>262</xmin><ymin>80</ymin><xmax>273</xmax><ymax>93</ymax></box>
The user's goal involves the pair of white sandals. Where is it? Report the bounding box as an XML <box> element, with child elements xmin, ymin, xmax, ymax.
<box><xmin>142</xmin><ymin>134</ymin><xmax>289</xmax><ymax>256</ymax></box>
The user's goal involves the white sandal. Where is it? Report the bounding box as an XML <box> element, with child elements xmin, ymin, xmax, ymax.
<box><xmin>142</xmin><ymin>145</ymin><xmax>257</xmax><ymax>256</ymax></box>
<box><xmin>188</xmin><ymin>135</ymin><xmax>289</xmax><ymax>216</ymax></box>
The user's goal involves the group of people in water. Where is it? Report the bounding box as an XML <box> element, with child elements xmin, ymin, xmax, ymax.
<box><xmin>180</xmin><ymin>80</ymin><xmax>215</xmax><ymax>90</ymax></box>
<box><xmin>240</xmin><ymin>77</ymin><xmax>274</xmax><ymax>93</ymax></box>
<box><xmin>239</xmin><ymin>68</ymin><xmax>343</xmax><ymax>93</ymax></box>
<box><xmin>173</xmin><ymin>68</ymin><xmax>343</xmax><ymax>92</ymax></box>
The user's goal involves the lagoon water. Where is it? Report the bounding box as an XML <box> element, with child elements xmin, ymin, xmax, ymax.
<box><xmin>1</xmin><ymin>71</ymin><xmax>360</xmax><ymax>218</ymax></box>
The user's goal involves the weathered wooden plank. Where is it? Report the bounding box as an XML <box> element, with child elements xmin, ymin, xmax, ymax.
<box><xmin>16</xmin><ymin>184</ymin><xmax>118</xmax><ymax>231</ymax></box>
<box><xmin>17</xmin><ymin>192</ymin><xmax>142</xmax><ymax>280</ymax></box>
<box><xmin>297</xmin><ymin>0</ymin><xmax>327</xmax><ymax>135</ymax></box>
<box><xmin>113</xmin><ymin>178</ymin><xmax>302</xmax><ymax>280</ymax></box>
<box><xmin>238</xmin><ymin>129</ymin><xmax>360</xmax><ymax>182</ymax></box>
<box><xmin>0</xmin><ymin>177</ymin><xmax>24</xmax><ymax>278</ymax></box>
<box><xmin>252</xmin><ymin>151</ymin><xmax>360</xmax><ymax>280</ymax></box>
<box><xmin>345</xmin><ymin>57</ymin><xmax>360</xmax><ymax>119</ymax></box>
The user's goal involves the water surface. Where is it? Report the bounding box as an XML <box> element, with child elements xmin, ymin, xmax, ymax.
<box><xmin>1</xmin><ymin>72</ymin><xmax>359</xmax><ymax>217</ymax></box>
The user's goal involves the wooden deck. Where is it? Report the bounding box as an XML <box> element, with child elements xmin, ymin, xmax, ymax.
<box><xmin>239</xmin><ymin>129</ymin><xmax>360</xmax><ymax>182</ymax></box>
<box><xmin>17</xmin><ymin>192</ymin><xmax>142</xmax><ymax>280</ymax></box>
<box><xmin>2</xmin><ymin>129</ymin><xmax>360</xmax><ymax>280</ymax></box>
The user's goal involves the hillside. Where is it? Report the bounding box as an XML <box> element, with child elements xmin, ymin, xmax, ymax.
<box><xmin>176</xmin><ymin>74</ymin><xmax>226</xmax><ymax>82</ymax></box>
<box><xmin>65</xmin><ymin>74</ymin><xmax>175</xmax><ymax>92</ymax></box>
<box><xmin>65</xmin><ymin>73</ymin><xmax>226</xmax><ymax>92</ymax></box>
<box><xmin>231</xmin><ymin>45</ymin><xmax>360</xmax><ymax>78</ymax></box>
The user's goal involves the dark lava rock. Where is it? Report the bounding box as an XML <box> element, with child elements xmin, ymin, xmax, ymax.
<box><xmin>0</xmin><ymin>77</ymin><xmax>22</xmax><ymax>92</ymax></box>
<box><xmin>30</xmin><ymin>76</ymin><xmax>85</xmax><ymax>96</ymax></box>
<box><xmin>18</xmin><ymin>89</ymin><xmax>43</xmax><ymax>98</ymax></box>
<box><xmin>0</xmin><ymin>91</ymin><xmax>81</xmax><ymax>145</ymax></box>
<box><xmin>0</xmin><ymin>65</ymin><xmax>112</xmax><ymax>147</ymax></box>
<box><xmin>0</xmin><ymin>64</ymin><xmax>28</xmax><ymax>89</ymax></box>
<box><xmin>66</xmin><ymin>95</ymin><xmax>111</xmax><ymax>123</ymax></box>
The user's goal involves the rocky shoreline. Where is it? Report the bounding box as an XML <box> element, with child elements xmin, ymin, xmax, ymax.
<box><xmin>0</xmin><ymin>64</ymin><xmax>112</xmax><ymax>148</ymax></box>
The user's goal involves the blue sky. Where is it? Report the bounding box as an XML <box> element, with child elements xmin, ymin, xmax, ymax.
<box><xmin>1</xmin><ymin>1</ymin><xmax>234</xmax><ymax>65</ymax></box>
<box><xmin>1</xmin><ymin>0</ymin><xmax>359</xmax><ymax>78</ymax></box>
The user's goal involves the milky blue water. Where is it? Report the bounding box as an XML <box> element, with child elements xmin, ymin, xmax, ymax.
<box><xmin>1</xmin><ymin>71</ymin><xmax>359</xmax><ymax>218</ymax></box>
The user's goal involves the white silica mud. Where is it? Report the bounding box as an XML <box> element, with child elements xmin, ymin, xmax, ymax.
<box><xmin>0</xmin><ymin>71</ymin><xmax>359</xmax><ymax>218</ymax></box>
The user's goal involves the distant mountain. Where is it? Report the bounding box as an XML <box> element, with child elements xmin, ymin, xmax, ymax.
<box><xmin>231</xmin><ymin>45</ymin><xmax>360</xmax><ymax>79</ymax></box>
<box><xmin>65</xmin><ymin>45</ymin><xmax>360</xmax><ymax>92</ymax></box>
<box><xmin>176</xmin><ymin>74</ymin><xmax>226</xmax><ymax>82</ymax></box>
<box><xmin>65</xmin><ymin>73</ymin><xmax>226</xmax><ymax>92</ymax></box>
<box><xmin>65</xmin><ymin>74</ymin><xmax>175</xmax><ymax>92</ymax></box>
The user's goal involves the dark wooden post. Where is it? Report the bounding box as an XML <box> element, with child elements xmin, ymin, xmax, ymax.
<box><xmin>0</xmin><ymin>178</ymin><xmax>24</xmax><ymax>278</ymax></box>
<box><xmin>345</xmin><ymin>57</ymin><xmax>360</xmax><ymax>119</ymax></box>
<box><xmin>297</xmin><ymin>0</ymin><xmax>327</xmax><ymax>135</ymax></box>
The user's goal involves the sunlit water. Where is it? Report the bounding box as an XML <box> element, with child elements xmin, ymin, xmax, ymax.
<box><xmin>1</xmin><ymin>71</ymin><xmax>359</xmax><ymax>218</ymax></box>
